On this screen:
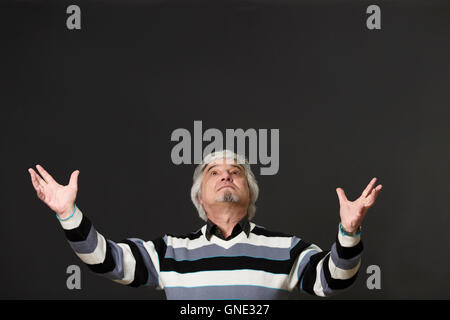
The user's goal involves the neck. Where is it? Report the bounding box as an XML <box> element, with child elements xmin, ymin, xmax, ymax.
<box><xmin>205</xmin><ymin>204</ymin><xmax>247</xmax><ymax>238</ymax></box>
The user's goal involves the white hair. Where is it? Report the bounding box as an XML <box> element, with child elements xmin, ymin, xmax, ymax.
<box><xmin>190</xmin><ymin>149</ymin><xmax>259</xmax><ymax>221</ymax></box>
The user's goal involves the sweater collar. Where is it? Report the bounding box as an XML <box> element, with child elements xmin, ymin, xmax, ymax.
<box><xmin>205</xmin><ymin>215</ymin><xmax>250</xmax><ymax>241</ymax></box>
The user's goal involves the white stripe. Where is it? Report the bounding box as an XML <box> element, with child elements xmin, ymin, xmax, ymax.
<box><xmin>59</xmin><ymin>206</ymin><xmax>83</xmax><ymax>230</ymax></box>
<box><xmin>113</xmin><ymin>243</ymin><xmax>136</xmax><ymax>285</ymax></box>
<box><xmin>143</xmin><ymin>240</ymin><xmax>163</xmax><ymax>289</ymax></box>
<box><xmin>243</xmin><ymin>233</ymin><xmax>293</xmax><ymax>249</ymax></box>
<box><xmin>328</xmin><ymin>256</ymin><xmax>361</xmax><ymax>280</ymax></box>
<box><xmin>161</xmin><ymin>269</ymin><xmax>290</xmax><ymax>291</ymax></box>
<box><xmin>165</xmin><ymin>233</ymin><xmax>209</xmax><ymax>250</ymax></box>
<box><xmin>241</xmin><ymin>223</ymin><xmax>292</xmax><ymax>249</ymax></box>
<box><xmin>167</xmin><ymin>229</ymin><xmax>293</xmax><ymax>250</ymax></box>
<box><xmin>313</xmin><ymin>254</ymin><xmax>329</xmax><ymax>297</ymax></box>
<box><xmin>75</xmin><ymin>232</ymin><xmax>106</xmax><ymax>265</ymax></box>
<box><xmin>337</xmin><ymin>228</ymin><xmax>361</xmax><ymax>247</ymax></box>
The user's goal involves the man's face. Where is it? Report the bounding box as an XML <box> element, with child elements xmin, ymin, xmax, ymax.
<box><xmin>199</xmin><ymin>158</ymin><xmax>251</xmax><ymax>211</ymax></box>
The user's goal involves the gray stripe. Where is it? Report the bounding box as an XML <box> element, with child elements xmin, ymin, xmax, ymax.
<box><xmin>165</xmin><ymin>243</ymin><xmax>291</xmax><ymax>261</ymax></box>
<box><xmin>330</xmin><ymin>243</ymin><xmax>361</xmax><ymax>269</ymax></box>
<box><xmin>165</xmin><ymin>285</ymin><xmax>290</xmax><ymax>300</ymax></box>
<box><xmin>290</xmin><ymin>236</ymin><xmax>301</xmax><ymax>249</ymax></box>
<box><xmin>127</xmin><ymin>238</ymin><xmax>159</xmax><ymax>288</ymax></box>
<box><xmin>68</xmin><ymin>224</ymin><xmax>98</xmax><ymax>254</ymax></box>
<box><xmin>102</xmin><ymin>240</ymin><xmax>125</xmax><ymax>280</ymax></box>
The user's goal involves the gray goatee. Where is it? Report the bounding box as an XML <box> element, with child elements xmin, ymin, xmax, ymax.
<box><xmin>217</xmin><ymin>191</ymin><xmax>239</xmax><ymax>203</ymax></box>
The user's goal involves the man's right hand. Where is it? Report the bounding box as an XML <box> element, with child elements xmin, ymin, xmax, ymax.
<box><xmin>28</xmin><ymin>164</ymin><xmax>80</xmax><ymax>219</ymax></box>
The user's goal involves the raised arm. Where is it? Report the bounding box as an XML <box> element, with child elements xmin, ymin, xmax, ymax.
<box><xmin>28</xmin><ymin>165</ymin><xmax>161</xmax><ymax>289</ymax></box>
<box><xmin>295</xmin><ymin>178</ymin><xmax>382</xmax><ymax>297</ymax></box>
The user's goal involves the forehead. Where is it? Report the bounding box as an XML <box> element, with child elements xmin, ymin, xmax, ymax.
<box><xmin>203</xmin><ymin>158</ymin><xmax>245</xmax><ymax>172</ymax></box>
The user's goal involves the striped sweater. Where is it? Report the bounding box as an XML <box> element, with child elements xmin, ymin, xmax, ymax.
<box><xmin>59</xmin><ymin>206</ymin><xmax>363</xmax><ymax>299</ymax></box>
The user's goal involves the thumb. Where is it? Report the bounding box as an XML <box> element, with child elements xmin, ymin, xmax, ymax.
<box><xmin>336</xmin><ymin>187</ymin><xmax>348</xmax><ymax>205</ymax></box>
<box><xmin>69</xmin><ymin>170</ymin><xmax>80</xmax><ymax>188</ymax></box>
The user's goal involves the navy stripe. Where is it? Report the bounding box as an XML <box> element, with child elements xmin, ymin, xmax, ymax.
<box><xmin>251</xmin><ymin>226</ymin><xmax>292</xmax><ymax>238</ymax></box>
<box><xmin>63</xmin><ymin>214</ymin><xmax>92</xmax><ymax>242</ymax></box>
<box><xmin>121</xmin><ymin>239</ymin><xmax>149</xmax><ymax>288</ymax></box>
<box><xmin>335</xmin><ymin>234</ymin><xmax>364</xmax><ymax>259</ymax></box>
<box><xmin>153</xmin><ymin>236</ymin><xmax>168</xmax><ymax>265</ymax></box>
<box><xmin>160</xmin><ymin>255</ymin><xmax>293</xmax><ymax>274</ymax></box>
<box><xmin>290</xmin><ymin>239</ymin><xmax>311</xmax><ymax>262</ymax></box>
<box><xmin>299</xmin><ymin>251</ymin><xmax>329</xmax><ymax>295</ymax></box>
<box><xmin>322</xmin><ymin>254</ymin><xmax>359</xmax><ymax>290</ymax></box>
<box><xmin>165</xmin><ymin>229</ymin><xmax>203</xmax><ymax>240</ymax></box>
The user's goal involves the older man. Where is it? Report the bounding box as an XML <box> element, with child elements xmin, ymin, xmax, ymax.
<box><xmin>28</xmin><ymin>150</ymin><xmax>382</xmax><ymax>299</ymax></box>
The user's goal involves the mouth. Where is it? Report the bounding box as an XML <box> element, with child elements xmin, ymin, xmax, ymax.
<box><xmin>218</xmin><ymin>185</ymin><xmax>235</xmax><ymax>191</ymax></box>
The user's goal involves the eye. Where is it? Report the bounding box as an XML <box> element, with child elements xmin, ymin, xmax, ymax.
<box><xmin>211</xmin><ymin>171</ymin><xmax>217</xmax><ymax>176</ymax></box>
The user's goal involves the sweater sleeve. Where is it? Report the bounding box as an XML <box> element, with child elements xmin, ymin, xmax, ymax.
<box><xmin>58</xmin><ymin>205</ymin><xmax>163</xmax><ymax>289</ymax></box>
<box><xmin>294</xmin><ymin>225</ymin><xmax>363</xmax><ymax>297</ymax></box>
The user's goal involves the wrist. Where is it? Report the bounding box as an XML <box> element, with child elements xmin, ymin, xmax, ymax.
<box><xmin>57</xmin><ymin>203</ymin><xmax>76</xmax><ymax>221</ymax></box>
<box><xmin>339</xmin><ymin>222</ymin><xmax>362</xmax><ymax>237</ymax></box>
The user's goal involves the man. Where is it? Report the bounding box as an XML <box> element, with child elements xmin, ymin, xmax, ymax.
<box><xmin>28</xmin><ymin>150</ymin><xmax>382</xmax><ymax>299</ymax></box>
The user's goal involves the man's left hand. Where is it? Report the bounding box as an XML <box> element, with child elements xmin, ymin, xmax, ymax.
<box><xmin>336</xmin><ymin>177</ymin><xmax>383</xmax><ymax>233</ymax></box>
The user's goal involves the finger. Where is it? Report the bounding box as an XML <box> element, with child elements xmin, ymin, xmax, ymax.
<box><xmin>29</xmin><ymin>168</ymin><xmax>46</xmax><ymax>189</ymax></box>
<box><xmin>28</xmin><ymin>169</ymin><xmax>40</xmax><ymax>190</ymax></box>
<box><xmin>372</xmin><ymin>184</ymin><xmax>383</xmax><ymax>200</ymax></box>
<box><xmin>336</xmin><ymin>187</ymin><xmax>348</xmax><ymax>205</ymax></box>
<box><xmin>366</xmin><ymin>184</ymin><xmax>383</xmax><ymax>206</ymax></box>
<box><xmin>35</xmin><ymin>164</ymin><xmax>56</xmax><ymax>184</ymax></box>
<box><xmin>362</xmin><ymin>177</ymin><xmax>377</xmax><ymax>198</ymax></box>
<box><xmin>69</xmin><ymin>170</ymin><xmax>80</xmax><ymax>188</ymax></box>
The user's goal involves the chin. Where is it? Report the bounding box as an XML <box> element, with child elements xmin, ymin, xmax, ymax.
<box><xmin>216</xmin><ymin>191</ymin><xmax>240</xmax><ymax>203</ymax></box>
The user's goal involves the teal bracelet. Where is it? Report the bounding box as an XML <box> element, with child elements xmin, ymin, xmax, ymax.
<box><xmin>339</xmin><ymin>223</ymin><xmax>361</xmax><ymax>237</ymax></box>
<box><xmin>56</xmin><ymin>204</ymin><xmax>77</xmax><ymax>221</ymax></box>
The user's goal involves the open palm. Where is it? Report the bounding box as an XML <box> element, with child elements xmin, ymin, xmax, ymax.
<box><xmin>28</xmin><ymin>164</ymin><xmax>80</xmax><ymax>218</ymax></box>
<box><xmin>336</xmin><ymin>177</ymin><xmax>382</xmax><ymax>233</ymax></box>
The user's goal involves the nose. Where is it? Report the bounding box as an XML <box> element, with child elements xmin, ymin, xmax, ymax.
<box><xmin>220</xmin><ymin>171</ymin><xmax>233</xmax><ymax>182</ymax></box>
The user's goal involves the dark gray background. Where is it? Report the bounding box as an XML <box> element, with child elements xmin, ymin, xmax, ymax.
<box><xmin>1</xmin><ymin>0</ymin><xmax>450</xmax><ymax>299</ymax></box>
